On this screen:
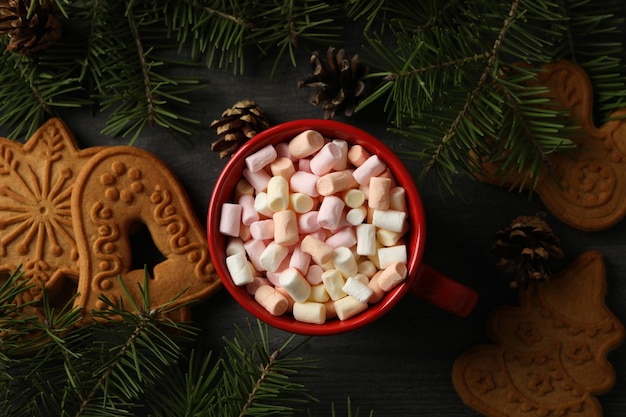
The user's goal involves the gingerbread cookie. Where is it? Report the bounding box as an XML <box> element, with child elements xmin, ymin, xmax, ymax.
<box><xmin>72</xmin><ymin>146</ymin><xmax>221</xmax><ymax>319</ymax></box>
<box><xmin>0</xmin><ymin>118</ymin><xmax>103</xmax><ymax>308</ymax></box>
<box><xmin>477</xmin><ymin>60</ymin><xmax>626</xmax><ymax>231</ymax></box>
<box><xmin>452</xmin><ymin>251</ymin><xmax>624</xmax><ymax>417</ymax></box>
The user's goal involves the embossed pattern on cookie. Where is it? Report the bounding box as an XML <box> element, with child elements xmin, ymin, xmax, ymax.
<box><xmin>477</xmin><ymin>60</ymin><xmax>626</xmax><ymax>231</ymax></box>
<box><xmin>0</xmin><ymin>118</ymin><xmax>103</xmax><ymax>307</ymax></box>
<box><xmin>452</xmin><ymin>251</ymin><xmax>625</xmax><ymax>417</ymax></box>
<box><xmin>72</xmin><ymin>146</ymin><xmax>221</xmax><ymax>318</ymax></box>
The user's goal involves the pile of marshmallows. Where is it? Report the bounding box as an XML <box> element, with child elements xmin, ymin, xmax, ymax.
<box><xmin>219</xmin><ymin>129</ymin><xmax>409</xmax><ymax>324</ymax></box>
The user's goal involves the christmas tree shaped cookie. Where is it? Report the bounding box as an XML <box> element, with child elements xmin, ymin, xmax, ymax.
<box><xmin>452</xmin><ymin>251</ymin><xmax>624</xmax><ymax>417</ymax></box>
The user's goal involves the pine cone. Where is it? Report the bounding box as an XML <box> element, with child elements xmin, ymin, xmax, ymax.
<box><xmin>0</xmin><ymin>0</ymin><xmax>61</xmax><ymax>54</ymax></box>
<box><xmin>298</xmin><ymin>47</ymin><xmax>366</xmax><ymax>119</ymax></box>
<box><xmin>210</xmin><ymin>100</ymin><xmax>270</xmax><ymax>158</ymax></box>
<box><xmin>492</xmin><ymin>215</ymin><xmax>564</xmax><ymax>289</ymax></box>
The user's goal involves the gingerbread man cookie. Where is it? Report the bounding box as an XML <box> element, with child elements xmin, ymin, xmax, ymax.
<box><xmin>72</xmin><ymin>146</ymin><xmax>221</xmax><ymax>319</ymax></box>
<box><xmin>478</xmin><ymin>60</ymin><xmax>626</xmax><ymax>231</ymax></box>
<box><xmin>0</xmin><ymin>118</ymin><xmax>103</xmax><ymax>308</ymax></box>
<box><xmin>452</xmin><ymin>251</ymin><xmax>624</xmax><ymax>417</ymax></box>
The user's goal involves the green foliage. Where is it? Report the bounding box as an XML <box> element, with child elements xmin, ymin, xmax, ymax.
<box><xmin>0</xmin><ymin>0</ymin><xmax>343</xmax><ymax>143</ymax></box>
<box><xmin>349</xmin><ymin>0</ymin><xmax>626</xmax><ymax>193</ymax></box>
<box><xmin>0</xmin><ymin>269</ymin><xmax>371</xmax><ymax>417</ymax></box>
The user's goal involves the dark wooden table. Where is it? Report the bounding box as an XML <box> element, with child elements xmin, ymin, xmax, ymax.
<box><xmin>51</xmin><ymin>46</ymin><xmax>626</xmax><ymax>416</ymax></box>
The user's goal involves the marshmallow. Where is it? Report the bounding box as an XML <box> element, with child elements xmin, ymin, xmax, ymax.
<box><xmin>342</xmin><ymin>188</ymin><xmax>365</xmax><ymax>208</ymax></box>
<box><xmin>367</xmin><ymin>271</ymin><xmax>386</xmax><ymax>303</ymax></box>
<box><xmin>333</xmin><ymin>246</ymin><xmax>358</xmax><ymax>279</ymax></box>
<box><xmin>307</xmin><ymin>284</ymin><xmax>330</xmax><ymax>303</ymax></box>
<box><xmin>305</xmin><ymin>264</ymin><xmax>324</xmax><ymax>285</ymax></box>
<box><xmin>316</xmin><ymin>170</ymin><xmax>358</xmax><ymax>196</ymax></box>
<box><xmin>253</xmin><ymin>192</ymin><xmax>274</xmax><ymax>218</ymax></box>
<box><xmin>225</xmin><ymin>237</ymin><xmax>245</xmax><ymax>256</ymax></box>
<box><xmin>310</xmin><ymin>142</ymin><xmax>342</xmax><ymax>176</ymax></box>
<box><xmin>289</xmin><ymin>245</ymin><xmax>311</xmax><ymax>274</ymax></box>
<box><xmin>342</xmin><ymin>276</ymin><xmax>374</xmax><ymax>303</ymax></box>
<box><xmin>270</xmin><ymin>157</ymin><xmax>296</xmax><ymax>179</ymax></box>
<box><xmin>266</xmin><ymin>176</ymin><xmax>290</xmax><ymax>212</ymax></box>
<box><xmin>243</xmin><ymin>167</ymin><xmax>271</xmax><ymax>192</ymax></box>
<box><xmin>219</xmin><ymin>203</ymin><xmax>242</xmax><ymax>237</ymax></box>
<box><xmin>372</xmin><ymin>209</ymin><xmax>407</xmax><ymax>233</ymax></box>
<box><xmin>243</xmin><ymin>239</ymin><xmax>267</xmax><ymax>272</ymax></box>
<box><xmin>300</xmin><ymin>234</ymin><xmax>334</xmax><ymax>265</ymax></box>
<box><xmin>259</xmin><ymin>241</ymin><xmax>289</xmax><ymax>272</ymax></box>
<box><xmin>357</xmin><ymin>260</ymin><xmax>378</xmax><ymax>278</ymax></box>
<box><xmin>378</xmin><ymin>261</ymin><xmax>408</xmax><ymax>291</ymax></box>
<box><xmin>289</xmin><ymin>170</ymin><xmax>320</xmax><ymax>197</ymax></box>
<box><xmin>293</xmin><ymin>301</ymin><xmax>326</xmax><ymax>324</ymax></box>
<box><xmin>254</xmin><ymin>285</ymin><xmax>289</xmax><ymax>316</ymax></box>
<box><xmin>288</xmin><ymin>130</ymin><xmax>325</xmax><ymax>159</ymax></box>
<box><xmin>356</xmin><ymin>223</ymin><xmax>377</xmax><ymax>256</ymax></box>
<box><xmin>317</xmin><ymin>195</ymin><xmax>345</xmax><ymax>230</ymax></box>
<box><xmin>389</xmin><ymin>186</ymin><xmax>407</xmax><ymax>212</ymax></box>
<box><xmin>275</xmin><ymin>142</ymin><xmax>294</xmax><ymax>160</ymax></box>
<box><xmin>246</xmin><ymin>276</ymin><xmax>271</xmax><ymax>294</ymax></box>
<box><xmin>376</xmin><ymin>228</ymin><xmax>403</xmax><ymax>246</ymax></box>
<box><xmin>377</xmin><ymin>245</ymin><xmax>407</xmax><ymax>269</ymax></box>
<box><xmin>225</xmin><ymin>251</ymin><xmax>254</xmax><ymax>286</ymax></box>
<box><xmin>234</xmin><ymin>179</ymin><xmax>254</xmax><ymax>200</ymax></box>
<box><xmin>297</xmin><ymin>211</ymin><xmax>321</xmax><ymax>234</ymax></box>
<box><xmin>238</xmin><ymin>194</ymin><xmax>259</xmax><ymax>226</ymax></box>
<box><xmin>249</xmin><ymin>219</ymin><xmax>275</xmax><ymax>241</ymax></box>
<box><xmin>345</xmin><ymin>206</ymin><xmax>367</xmax><ymax>226</ymax></box>
<box><xmin>347</xmin><ymin>144</ymin><xmax>370</xmax><ymax>167</ymax></box>
<box><xmin>321</xmin><ymin>269</ymin><xmax>346</xmax><ymax>301</ymax></box>
<box><xmin>331</xmin><ymin>139</ymin><xmax>349</xmax><ymax>170</ymax></box>
<box><xmin>273</xmin><ymin>210</ymin><xmax>299</xmax><ymax>246</ymax></box>
<box><xmin>352</xmin><ymin>154</ymin><xmax>386</xmax><ymax>185</ymax></box>
<box><xmin>279</xmin><ymin>267</ymin><xmax>311</xmax><ymax>303</ymax></box>
<box><xmin>290</xmin><ymin>192</ymin><xmax>314</xmax><ymax>213</ymax></box>
<box><xmin>245</xmin><ymin>144</ymin><xmax>277</xmax><ymax>172</ymax></box>
<box><xmin>324</xmin><ymin>227</ymin><xmax>357</xmax><ymax>249</ymax></box>
<box><xmin>368</xmin><ymin>176</ymin><xmax>392</xmax><ymax>210</ymax></box>
<box><xmin>334</xmin><ymin>296</ymin><xmax>368</xmax><ymax>321</ymax></box>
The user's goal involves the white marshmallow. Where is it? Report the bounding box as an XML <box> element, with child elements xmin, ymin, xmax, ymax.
<box><xmin>307</xmin><ymin>283</ymin><xmax>330</xmax><ymax>303</ymax></box>
<box><xmin>377</xmin><ymin>245</ymin><xmax>407</xmax><ymax>269</ymax></box>
<box><xmin>342</xmin><ymin>276</ymin><xmax>374</xmax><ymax>303</ymax></box>
<box><xmin>259</xmin><ymin>241</ymin><xmax>289</xmax><ymax>272</ymax></box>
<box><xmin>345</xmin><ymin>206</ymin><xmax>367</xmax><ymax>226</ymax></box>
<box><xmin>225</xmin><ymin>251</ymin><xmax>254</xmax><ymax>286</ymax></box>
<box><xmin>372</xmin><ymin>209</ymin><xmax>407</xmax><ymax>233</ymax></box>
<box><xmin>290</xmin><ymin>192</ymin><xmax>315</xmax><ymax>213</ymax></box>
<box><xmin>225</xmin><ymin>237</ymin><xmax>245</xmax><ymax>256</ymax></box>
<box><xmin>253</xmin><ymin>192</ymin><xmax>274</xmax><ymax>218</ymax></box>
<box><xmin>333</xmin><ymin>246</ymin><xmax>358</xmax><ymax>279</ymax></box>
<box><xmin>279</xmin><ymin>267</ymin><xmax>312</xmax><ymax>303</ymax></box>
<box><xmin>356</xmin><ymin>223</ymin><xmax>377</xmax><ymax>256</ymax></box>
<box><xmin>266</xmin><ymin>175</ymin><xmax>290</xmax><ymax>212</ymax></box>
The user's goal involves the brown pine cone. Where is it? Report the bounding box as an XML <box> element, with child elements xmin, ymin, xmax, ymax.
<box><xmin>0</xmin><ymin>0</ymin><xmax>61</xmax><ymax>54</ymax></box>
<box><xmin>492</xmin><ymin>215</ymin><xmax>564</xmax><ymax>288</ymax></box>
<box><xmin>298</xmin><ymin>47</ymin><xmax>366</xmax><ymax>119</ymax></box>
<box><xmin>210</xmin><ymin>100</ymin><xmax>270</xmax><ymax>158</ymax></box>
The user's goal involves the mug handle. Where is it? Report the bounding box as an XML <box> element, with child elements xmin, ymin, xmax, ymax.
<box><xmin>407</xmin><ymin>264</ymin><xmax>478</xmax><ymax>317</ymax></box>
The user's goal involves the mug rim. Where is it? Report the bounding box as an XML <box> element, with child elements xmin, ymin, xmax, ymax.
<box><xmin>207</xmin><ymin>119</ymin><xmax>426</xmax><ymax>335</ymax></box>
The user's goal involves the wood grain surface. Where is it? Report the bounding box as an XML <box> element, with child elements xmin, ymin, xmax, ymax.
<box><xmin>26</xmin><ymin>42</ymin><xmax>626</xmax><ymax>416</ymax></box>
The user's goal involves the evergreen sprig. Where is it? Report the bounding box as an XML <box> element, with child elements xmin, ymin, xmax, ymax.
<box><xmin>0</xmin><ymin>269</ymin><xmax>369</xmax><ymax>417</ymax></box>
<box><xmin>350</xmin><ymin>0</ymin><xmax>626</xmax><ymax>193</ymax></box>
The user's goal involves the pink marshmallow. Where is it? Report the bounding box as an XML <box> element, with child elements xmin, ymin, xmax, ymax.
<box><xmin>246</xmin><ymin>276</ymin><xmax>271</xmax><ymax>295</ymax></box>
<box><xmin>317</xmin><ymin>195</ymin><xmax>345</xmax><ymax>230</ymax></box>
<box><xmin>243</xmin><ymin>167</ymin><xmax>271</xmax><ymax>192</ymax></box>
<box><xmin>249</xmin><ymin>219</ymin><xmax>275</xmax><ymax>241</ymax></box>
<box><xmin>309</xmin><ymin>142</ymin><xmax>342</xmax><ymax>176</ymax></box>
<box><xmin>305</xmin><ymin>264</ymin><xmax>324</xmax><ymax>285</ymax></box>
<box><xmin>243</xmin><ymin>238</ymin><xmax>267</xmax><ymax>272</ymax></box>
<box><xmin>219</xmin><ymin>203</ymin><xmax>242</xmax><ymax>237</ymax></box>
<box><xmin>352</xmin><ymin>155</ymin><xmax>386</xmax><ymax>185</ymax></box>
<box><xmin>238</xmin><ymin>194</ymin><xmax>259</xmax><ymax>226</ymax></box>
<box><xmin>324</xmin><ymin>227</ymin><xmax>357</xmax><ymax>249</ymax></box>
<box><xmin>331</xmin><ymin>139</ymin><xmax>349</xmax><ymax>170</ymax></box>
<box><xmin>254</xmin><ymin>285</ymin><xmax>289</xmax><ymax>316</ymax></box>
<box><xmin>297</xmin><ymin>211</ymin><xmax>321</xmax><ymax>234</ymax></box>
<box><xmin>289</xmin><ymin>245</ymin><xmax>311</xmax><ymax>275</ymax></box>
<box><xmin>245</xmin><ymin>144</ymin><xmax>277</xmax><ymax>172</ymax></box>
<box><xmin>289</xmin><ymin>170</ymin><xmax>320</xmax><ymax>197</ymax></box>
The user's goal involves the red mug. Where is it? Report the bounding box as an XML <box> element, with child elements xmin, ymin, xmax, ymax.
<box><xmin>207</xmin><ymin>119</ymin><xmax>478</xmax><ymax>335</ymax></box>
